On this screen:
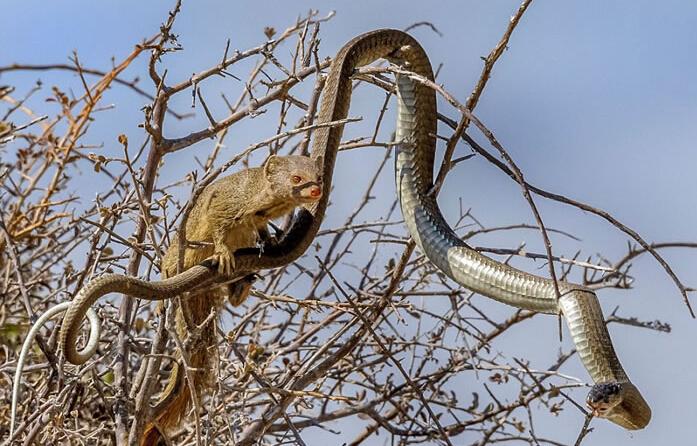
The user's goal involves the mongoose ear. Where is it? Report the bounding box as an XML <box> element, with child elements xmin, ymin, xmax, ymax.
<box><xmin>314</xmin><ymin>155</ymin><xmax>324</xmax><ymax>171</ymax></box>
<box><xmin>264</xmin><ymin>155</ymin><xmax>280</xmax><ymax>177</ymax></box>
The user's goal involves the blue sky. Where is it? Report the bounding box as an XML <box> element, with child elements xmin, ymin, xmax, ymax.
<box><xmin>2</xmin><ymin>1</ymin><xmax>696</xmax><ymax>444</ymax></box>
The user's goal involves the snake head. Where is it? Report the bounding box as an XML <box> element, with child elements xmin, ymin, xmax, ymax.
<box><xmin>586</xmin><ymin>382</ymin><xmax>623</xmax><ymax>418</ymax></box>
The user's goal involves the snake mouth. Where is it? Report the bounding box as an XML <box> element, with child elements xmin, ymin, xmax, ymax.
<box><xmin>586</xmin><ymin>382</ymin><xmax>623</xmax><ymax>419</ymax></box>
<box><xmin>587</xmin><ymin>403</ymin><xmax>609</xmax><ymax>418</ymax></box>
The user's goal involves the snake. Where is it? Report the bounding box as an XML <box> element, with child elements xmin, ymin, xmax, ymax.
<box><xmin>46</xmin><ymin>29</ymin><xmax>650</xmax><ymax>430</ymax></box>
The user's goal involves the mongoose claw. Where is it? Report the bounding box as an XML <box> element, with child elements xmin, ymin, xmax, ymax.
<box><xmin>214</xmin><ymin>249</ymin><xmax>235</xmax><ymax>276</ymax></box>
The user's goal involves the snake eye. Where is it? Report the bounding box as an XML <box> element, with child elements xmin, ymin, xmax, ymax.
<box><xmin>291</xmin><ymin>175</ymin><xmax>302</xmax><ymax>184</ymax></box>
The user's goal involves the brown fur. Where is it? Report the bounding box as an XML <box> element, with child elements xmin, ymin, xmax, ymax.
<box><xmin>141</xmin><ymin>155</ymin><xmax>321</xmax><ymax>445</ymax></box>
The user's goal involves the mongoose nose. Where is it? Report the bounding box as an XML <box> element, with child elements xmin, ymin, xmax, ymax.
<box><xmin>310</xmin><ymin>186</ymin><xmax>321</xmax><ymax>198</ymax></box>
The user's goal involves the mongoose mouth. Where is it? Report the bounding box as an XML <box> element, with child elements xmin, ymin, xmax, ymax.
<box><xmin>294</xmin><ymin>182</ymin><xmax>322</xmax><ymax>202</ymax></box>
<box><xmin>299</xmin><ymin>191</ymin><xmax>322</xmax><ymax>202</ymax></box>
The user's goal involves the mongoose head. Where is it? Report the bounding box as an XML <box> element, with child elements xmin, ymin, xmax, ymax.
<box><xmin>264</xmin><ymin>155</ymin><xmax>323</xmax><ymax>204</ymax></box>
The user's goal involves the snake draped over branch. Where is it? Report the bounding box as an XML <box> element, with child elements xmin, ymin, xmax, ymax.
<box><xmin>58</xmin><ymin>29</ymin><xmax>650</xmax><ymax>430</ymax></box>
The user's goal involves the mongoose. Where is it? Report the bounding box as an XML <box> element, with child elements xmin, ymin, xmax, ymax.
<box><xmin>141</xmin><ymin>154</ymin><xmax>322</xmax><ymax>445</ymax></box>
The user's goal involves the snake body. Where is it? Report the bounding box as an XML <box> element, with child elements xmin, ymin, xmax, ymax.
<box><xmin>385</xmin><ymin>30</ymin><xmax>650</xmax><ymax>429</ymax></box>
<box><xmin>60</xmin><ymin>263</ymin><xmax>217</xmax><ymax>364</ymax></box>
<box><xmin>55</xmin><ymin>29</ymin><xmax>650</xmax><ymax>429</ymax></box>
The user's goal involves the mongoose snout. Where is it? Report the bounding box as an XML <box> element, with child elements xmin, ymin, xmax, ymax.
<box><xmin>299</xmin><ymin>183</ymin><xmax>322</xmax><ymax>201</ymax></box>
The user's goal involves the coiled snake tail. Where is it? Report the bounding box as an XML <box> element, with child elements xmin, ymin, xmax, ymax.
<box><xmin>59</xmin><ymin>264</ymin><xmax>217</xmax><ymax>365</ymax></box>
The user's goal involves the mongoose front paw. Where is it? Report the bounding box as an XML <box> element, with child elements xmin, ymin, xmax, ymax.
<box><xmin>214</xmin><ymin>249</ymin><xmax>235</xmax><ymax>276</ymax></box>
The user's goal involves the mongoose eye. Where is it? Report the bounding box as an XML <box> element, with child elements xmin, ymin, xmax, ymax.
<box><xmin>291</xmin><ymin>175</ymin><xmax>302</xmax><ymax>184</ymax></box>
